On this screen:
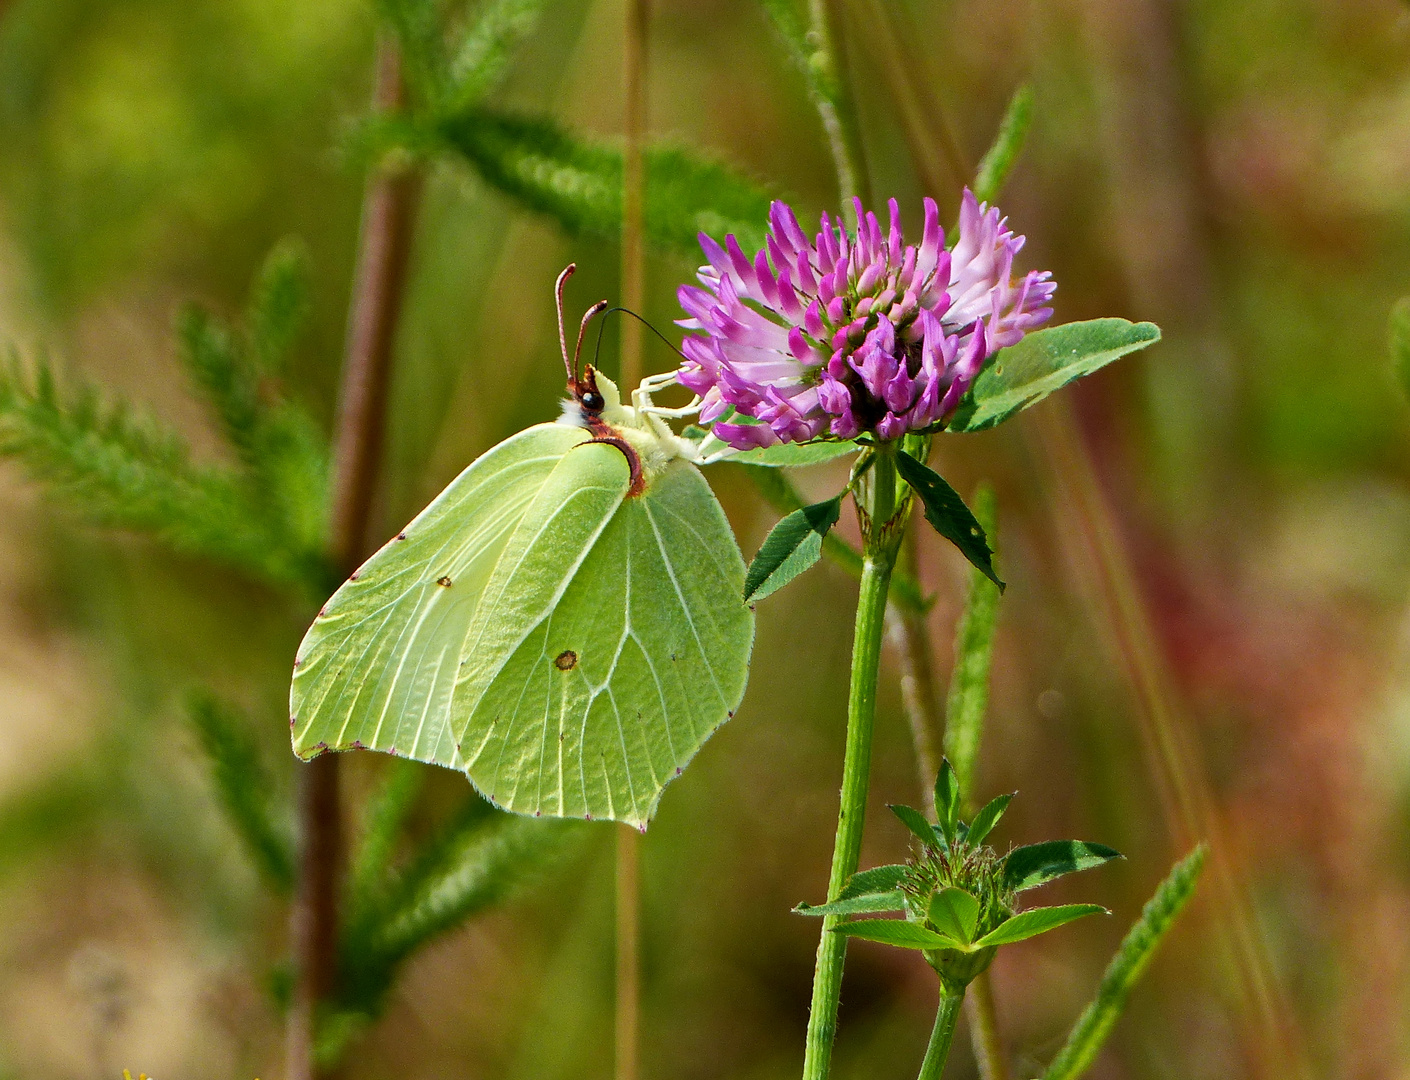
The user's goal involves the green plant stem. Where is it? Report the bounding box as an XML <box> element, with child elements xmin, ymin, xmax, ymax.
<box><xmin>917</xmin><ymin>991</ymin><xmax>966</xmax><ymax>1080</ymax></box>
<box><xmin>805</xmin><ymin>0</ymin><xmax>870</xmax><ymax>212</ymax></box>
<box><xmin>801</xmin><ymin>445</ymin><xmax>903</xmax><ymax>1080</ymax></box>
<box><xmin>966</xmin><ymin>973</ymin><xmax>1010</xmax><ymax>1080</ymax></box>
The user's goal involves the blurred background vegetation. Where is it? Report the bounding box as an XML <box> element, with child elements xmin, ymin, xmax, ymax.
<box><xmin>0</xmin><ymin>0</ymin><xmax>1408</xmax><ymax>1078</ymax></box>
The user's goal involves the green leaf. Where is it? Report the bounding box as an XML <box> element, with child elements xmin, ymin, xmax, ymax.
<box><xmin>741</xmin><ymin>465</ymin><xmax>928</xmax><ymax>614</ymax></box>
<box><xmin>1042</xmin><ymin>846</ymin><xmax>1207</xmax><ymax>1080</ymax></box>
<box><xmin>795</xmin><ymin>891</ymin><xmax>907</xmax><ymax>917</ymax></box>
<box><xmin>744</xmin><ymin>495</ymin><xmax>842</xmax><ymax>601</ymax></box>
<box><xmin>963</xmin><ymin>792</ymin><xmax>1013</xmax><ymax>848</ymax></box>
<box><xmin>933</xmin><ymin>758</ymin><xmax>961</xmax><ymax>843</ymax></box>
<box><xmin>927</xmin><ymin>888</ymin><xmax>979</xmax><ymax>945</ymax></box>
<box><xmin>889</xmin><ymin>802</ymin><xmax>939</xmax><ymax>848</ymax></box>
<box><xmin>975</xmin><ymin>904</ymin><xmax>1107</xmax><ymax>948</ymax></box>
<box><xmin>943</xmin><ymin>485</ymin><xmax>1000</xmax><ymax>806</ymax></box>
<box><xmin>437</xmin><ymin>108</ymin><xmax>773</xmax><ymax>258</ymax></box>
<box><xmin>945</xmin><ymin>320</ymin><xmax>1161</xmax><ymax>434</ymax></box>
<box><xmin>896</xmin><ymin>451</ymin><xmax>1003</xmax><ymax>590</ymax></box>
<box><xmin>973</xmin><ymin>84</ymin><xmax>1034</xmax><ymax>205</ymax></box>
<box><xmin>185</xmin><ymin>691</ymin><xmax>295</xmax><ymax>895</ymax></box>
<box><xmin>1004</xmin><ymin>840</ymin><xmax>1123</xmax><ymax>892</ymax></box>
<box><xmin>1390</xmin><ymin>297</ymin><xmax>1410</xmax><ymax>403</ymax></box>
<box><xmin>729</xmin><ymin>439</ymin><xmax>859</xmax><ymax>468</ymax></box>
<box><xmin>830</xmin><ymin>919</ymin><xmax>957</xmax><ymax>951</ymax></box>
<box><xmin>839</xmin><ymin>864</ymin><xmax>909</xmax><ymax>900</ymax></box>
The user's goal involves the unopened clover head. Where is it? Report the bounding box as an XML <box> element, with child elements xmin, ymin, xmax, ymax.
<box><xmin>676</xmin><ymin>192</ymin><xmax>1054</xmax><ymax>450</ymax></box>
<box><xmin>796</xmin><ymin>760</ymin><xmax>1120</xmax><ymax>992</ymax></box>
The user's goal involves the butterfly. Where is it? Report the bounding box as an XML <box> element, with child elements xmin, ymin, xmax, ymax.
<box><xmin>290</xmin><ymin>265</ymin><xmax>755</xmax><ymax>829</ymax></box>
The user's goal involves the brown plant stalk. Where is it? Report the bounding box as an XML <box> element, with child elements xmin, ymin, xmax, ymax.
<box><xmin>288</xmin><ymin>33</ymin><xmax>420</xmax><ymax>1080</ymax></box>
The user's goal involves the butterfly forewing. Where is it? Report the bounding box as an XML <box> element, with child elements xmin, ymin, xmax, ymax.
<box><xmin>290</xmin><ymin>424</ymin><xmax>588</xmax><ymax>766</ymax></box>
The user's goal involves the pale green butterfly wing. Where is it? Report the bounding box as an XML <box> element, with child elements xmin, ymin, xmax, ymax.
<box><xmin>291</xmin><ymin>423</ymin><xmax>587</xmax><ymax>764</ymax></box>
<box><xmin>454</xmin><ymin>442</ymin><xmax>752</xmax><ymax>826</ymax></box>
<box><xmin>291</xmin><ymin>426</ymin><xmax>754</xmax><ymax>828</ymax></box>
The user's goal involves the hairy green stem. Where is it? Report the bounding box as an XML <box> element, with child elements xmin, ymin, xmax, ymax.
<box><xmin>805</xmin><ymin>0</ymin><xmax>870</xmax><ymax>211</ymax></box>
<box><xmin>967</xmin><ymin>973</ymin><xmax>1010</xmax><ymax>1080</ymax></box>
<box><xmin>917</xmin><ymin>991</ymin><xmax>966</xmax><ymax>1080</ymax></box>
<box><xmin>802</xmin><ymin>446</ymin><xmax>903</xmax><ymax>1080</ymax></box>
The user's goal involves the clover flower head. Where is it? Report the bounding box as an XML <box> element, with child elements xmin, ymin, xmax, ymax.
<box><xmin>676</xmin><ymin>191</ymin><xmax>1055</xmax><ymax>450</ymax></box>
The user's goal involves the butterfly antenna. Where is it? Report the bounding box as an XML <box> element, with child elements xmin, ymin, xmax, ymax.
<box><xmin>555</xmin><ymin>263</ymin><xmax>578</xmax><ymax>386</ymax></box>
<box><xmin>576</xmin><ymin>300</ymin><xmax>610</xmax><ymax>377</ymax></box>
<box><xmin>591</xmin><ymin>306</ymin><xmax>691</xmax><ymax>373</ymax></box>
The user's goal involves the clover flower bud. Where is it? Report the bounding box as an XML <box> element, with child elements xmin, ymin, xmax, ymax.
<box><xmin>676</xmin><ymin>191</ymin><xmax>1055</xmax><ymax>450</ymax></box>
<box><xmin>901</xmin><ymin>842</ymin><xmax>1015</xmax><ymax>992</ymax></box>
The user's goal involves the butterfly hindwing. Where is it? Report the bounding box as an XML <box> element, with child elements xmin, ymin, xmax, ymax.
<box><xmin>454</xmin><ymin>443</ymin><xmax>753</xmax><ymax>827</ymax></box>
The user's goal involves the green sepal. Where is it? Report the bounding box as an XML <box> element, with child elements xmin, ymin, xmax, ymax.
<box><xmin>933</xmin><ymin>758</ymin><xmax>962</xmax><ymax>844</ymax></box>
<box><xmin>1003</xmin><ymin>840</ymin><xmax>1123</xmax><ymax>892</ymax></box>
<box><xmin>963</xmin><ymin>792</ymin><xmax>1014</xmax><ymax>848</ymax></box>
<box><xmin>889</xmin><ymin>802</ymin><xmax>940</xmax><ymax>849</ymax></box>
<box><xmin>839</xmin><ymin>864</ymin><xmax>909</xmax><ymax>900</ymax></box>
<box><xmin>730</xmin><ymin>440</ymin><xmax>859</xmax><ymax>467</ymax></box>
<box><xmin>829</xmin><ymin>919</ymin><xmax>959</xmax><ymax>951</ymax></box>
<box><xmin>743</xmin><ymin>495</ymin><xmax>843</xmax><ymax>601</ymax></box>
<box><xmin>927</xmin><ymin>888</ymin><xmax>980</xmax><ymax>945</ymax></box>
<box><xmin>895</xmin><ymin>451</ymin><xmax>1003</xmax><ymax>591</ymax></box>
<box><xmin>944</xmin><ymin>319</ymin><xmax>1161</xmax><ymax>434</ymax></box>
<box><xmin>973</xmin><ymin>904</ymin><xmax>1107</xmax><ymax>948</ymax></box>
<box><xmin>794</xmin><ymin>891</ymin><xmax>907</xmax><ymax>917</ymax></box>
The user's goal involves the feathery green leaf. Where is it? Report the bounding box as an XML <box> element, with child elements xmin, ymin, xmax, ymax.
<box><xmin>436</xmin><ymin>108</ymin><xmax>773</xmax><ymax>256</ymax></box>
<box><xmin>340</xmin><ymin>799</ymin><xmax>586</xmax><ymax>1012</ymax></box>
<box><xmin>177</xmin><ymin>306</ymin><xmax>261</xmax><ymax>467</ymax></box>
<box><xmin>247</xmin><ymin>238</ymin><xmax>311</xmax><ymax>374</ymax></box>
<box><xmin>447</xmin><ymin>0</ymin><xmax>553</xmax><ymax>108</ymax></box>
<box><xmin>185</xmin><ymin>691</ymin><xmax>295</xmax><ymax>895</ymax></box>
<box><xmin>0</xmin><ymin>353</ymin><xmax>307</xmax><ymax>584</ymax></box>
<box><xmin>1042</xmin><ymin>846</ymin><xmax>1207</xmax><ymax>1080</ymax></box>
<box><xmin>348</xmin><ymin>758</ymin><xmax>426</xmax><ymax>918</ymax></box>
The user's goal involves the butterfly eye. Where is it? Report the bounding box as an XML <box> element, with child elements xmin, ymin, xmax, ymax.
<box><xmin>580</xmin><ymin>391</ymin><xmax>605</xmax><ymax>412</ymax></box>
